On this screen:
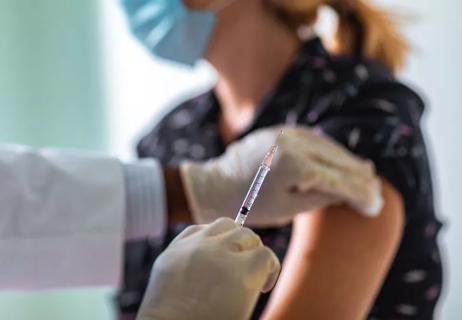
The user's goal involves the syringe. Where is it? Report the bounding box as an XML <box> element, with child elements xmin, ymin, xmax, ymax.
<box><xmin>234</xmin><ymin>130</ymin><xmax>283</xmax><ymax>227</ymax></box>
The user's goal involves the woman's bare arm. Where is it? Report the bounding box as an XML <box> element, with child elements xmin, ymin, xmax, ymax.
<box><xmin>262</xmin><ymin>178</ymin><xmax>404</xmax><ymax>320</ymax></box>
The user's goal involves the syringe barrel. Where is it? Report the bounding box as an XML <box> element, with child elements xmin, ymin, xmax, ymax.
<box><xmin>239</xmin><ymin>164</ymin><xmax>271</xmax><ymax>212</ymax></box>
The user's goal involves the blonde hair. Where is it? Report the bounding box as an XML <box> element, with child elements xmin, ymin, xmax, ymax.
<box><xmin>269</xmin><ymin>0</ymin><xmax>409</xmax><ymax>73</ymax></box>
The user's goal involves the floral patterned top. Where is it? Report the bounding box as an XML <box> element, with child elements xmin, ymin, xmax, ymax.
<box><xmin>117</xmin><ymin>37</ymin><xmax>442</xmax><ymax>320</ymax></box>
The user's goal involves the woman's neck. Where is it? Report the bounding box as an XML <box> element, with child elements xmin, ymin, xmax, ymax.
<box><xmin>205</xmin><ymin>2</ymin><xmax>300</xmax><ymax>141</ymax></box>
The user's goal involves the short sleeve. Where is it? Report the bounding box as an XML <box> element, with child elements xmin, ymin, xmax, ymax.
<box><xmin>316</xmin><ymin>81</ymin><xmax>429</xmax><ymax>211</ymax></box>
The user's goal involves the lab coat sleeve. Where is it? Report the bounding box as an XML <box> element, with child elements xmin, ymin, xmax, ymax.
<box><xmin>0</xmin><ymin>145</ymin><xmax>126</xmax><ymax>290</ymax></box>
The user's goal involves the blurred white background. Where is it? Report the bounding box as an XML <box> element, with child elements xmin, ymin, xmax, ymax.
<box><xmin>0</xmin><ymin>0</ymin><xmax>460</xmax><ymax>319</ymax></box>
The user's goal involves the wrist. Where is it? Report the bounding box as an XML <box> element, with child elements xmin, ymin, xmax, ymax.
<box><xmin>162</xmin><ymin>165</ymin><xmax>193</xmax><ymax>224</ymax></box>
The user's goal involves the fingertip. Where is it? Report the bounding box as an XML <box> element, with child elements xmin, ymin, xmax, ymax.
<box><xmin>258</xmin><ymin>246</ymin><xmax>281</xmax><ymax>293</ymax></box>
<box><xmin>261</xmin><ymin>270</ymin><xmax>280</xmax><ymax>293</ymax></box>
<box><xmin>255</xmin><ymin>246</ymin><xmax>281</xmax><ymax>274</ymax></box>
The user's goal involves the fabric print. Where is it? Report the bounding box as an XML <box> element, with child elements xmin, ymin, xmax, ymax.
<box><xmin>118</xmin><ymin>38</ymin><xmax>442</xmax><ymax>320</ymax></box>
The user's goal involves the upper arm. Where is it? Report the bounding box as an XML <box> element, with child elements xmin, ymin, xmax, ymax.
<box><xmin>262</xmin><ymin>178</ymin><xmax>404</xmax><ymax>320</ymax></box>
<box><xmin>261</xmin><ymin>81</ymin><xmax>423</xmax><ymax>319</ymax></box>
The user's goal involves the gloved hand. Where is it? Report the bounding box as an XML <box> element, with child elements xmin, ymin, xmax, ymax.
<box><xmin>136</xmin><ymin>218</ymin><xmax>280</xmax><ymax>320</ymax></box>
<box><xmin>181</xmin><ymin>126</ymin><xmax>383</xmax><ymax>227</ymax></box>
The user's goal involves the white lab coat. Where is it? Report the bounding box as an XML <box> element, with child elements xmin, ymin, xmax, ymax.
<box><xmin>0</xmin><ymin>145</ymin><xmax>126</xmax><ymax>290</ymax></box>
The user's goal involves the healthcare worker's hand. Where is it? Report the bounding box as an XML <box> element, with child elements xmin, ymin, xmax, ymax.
<box><xmin>181</xmin><ymin>126</ymin><xmax>383</xmax><ymax>227</ymax></box>
<box><xmin>136</xmin><ymin>218</ymin><xmax>280</xmax><ymax>320</ymax></box>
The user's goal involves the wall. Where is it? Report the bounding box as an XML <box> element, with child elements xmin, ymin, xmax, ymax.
<box><xmin>0</xmin><ymin>0</ymin><xmax>113</xmax><ymax>319</ymax></box>
<box><xmin>0</xmin><ymin>0</ymin><xmax>107</xmax><ymax>150</ymax></box>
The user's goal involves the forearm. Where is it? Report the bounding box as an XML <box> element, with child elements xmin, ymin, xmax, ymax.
<box><xmin>162</xmin><ymin>165</ymin><xmax>193</xmax><ymax>224</ymax></box>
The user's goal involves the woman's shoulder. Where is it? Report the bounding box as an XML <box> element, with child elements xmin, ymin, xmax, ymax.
<box><xmin>322</xmin><ymin>54</ymin><xmax>426</xmax><ymax>120</ymax></box>
<box><xmin>309</xmin><ymin>56</ymin><xmax>433</xmax><ymax>212</ymax></box>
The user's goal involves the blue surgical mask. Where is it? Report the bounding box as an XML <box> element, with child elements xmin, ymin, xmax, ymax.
<box><xmin>121</xmin><ymin>0</ymin><xmax>219</xmax><ymax>66</ymax></box>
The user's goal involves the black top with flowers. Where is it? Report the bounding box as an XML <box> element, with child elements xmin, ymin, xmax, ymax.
<box><xmin>117</xmin><ymin>38</ymin><xmax>442</xmax><ymax>320</ymax></box>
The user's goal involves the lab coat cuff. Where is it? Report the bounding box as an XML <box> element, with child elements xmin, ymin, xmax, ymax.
<box><xmin>123</xmin><ymin>159</ymin><xmax>167</xmax><ymax>241</ymax></box>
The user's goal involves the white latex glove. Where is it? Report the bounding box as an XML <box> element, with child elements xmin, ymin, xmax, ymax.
<box><xmin>181</xmin><ymin>126</ymin><xmax>383</xmax><ymax>227</ymax></box>
<box><xmin>137</xmin><ymin>218</ymin><xmax>280</xmax><ymax>320</ymax></box>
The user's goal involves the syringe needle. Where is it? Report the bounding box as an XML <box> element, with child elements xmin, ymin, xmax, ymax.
<box><xmin>262</xmin><ymin>130</ymin><xmax>283</xmax><ymax>167</ymax></box>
